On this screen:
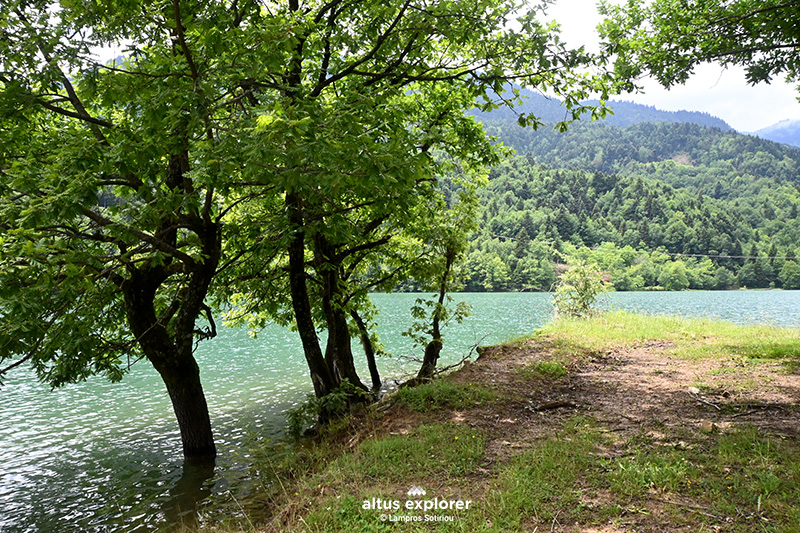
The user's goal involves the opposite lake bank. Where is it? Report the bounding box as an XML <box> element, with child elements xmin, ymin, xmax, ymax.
<box><xmin>2</xmin><ymin>291</ymin><xmax>800</xmax><ymax>531</ymax></box>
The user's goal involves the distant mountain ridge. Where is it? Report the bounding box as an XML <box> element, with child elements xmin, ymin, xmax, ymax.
<box><xmin>471</xmin><ymin>87</ymin><xmax>800</xmax><ymax>190</ymax></box>
<box><xmin>471</xmin><ymin>87</ymin><xmax>734</xmax><ymax>131</ymax></box>
<box><xmin>752</xmin><ymin>119</ymin><xmax>800</xmax><ymax>147</ymax></box>
<box><xmin>480</xmin><ymin>120</ymin><xmax>800</xmax><ymax>185</ymax></box>
<box><xmin>586</xmin><ymin>100</ymin><xmax>733</xmax><ymax>131</ymax></box>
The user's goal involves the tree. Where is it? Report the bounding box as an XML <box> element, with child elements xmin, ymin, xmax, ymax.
<box><xmin>553</xmin><ymin>258</ymin><xmax>609</xmax><ymax>317</ymax></box>
<box><xmin>0</xmin><ymin>1</ymin><xmax>258</xmax><ymax>460</ymax></box>
<box><xmin>779</xmin><ymin>261</ymin><xmax>800</xmax><ymax>290</ymax></box>
<box><xmin>514</xmin><ymin>227</ymin><xmax>532</xmax><ymax>259</ymax></box>
<box><xmin>1</xmin><ymin>0</ymin><xmax>614</xmax><ymax>455</ymax></box>
<box><xmin>658</xmin><ymin>261</ymin><xmax>690</xmax><ymax>291</ymax></box>
<box><xmin>712</xmin><ymin>266</ymin><xmax>735</xmax><ymax>289</ymax></box>
<box><xmin>599</xmin><ymin>0</ymin><xmax>800</xmax><ymax>92</ymax></box>
<box><xmin>217</xmin><ymin>0</ymin><xmax>614</xmax><ymax>407</ymax></box>
<box><xmin>409</xmin><ymin>181</ymin><xmax>480</xmax><ymax>382</ymax></box>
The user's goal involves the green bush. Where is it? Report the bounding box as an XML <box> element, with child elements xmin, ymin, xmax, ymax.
<box><xmin>552</xmin><ymin>259</ymin><xmax>609</xmax><ymax>317</ymax></box>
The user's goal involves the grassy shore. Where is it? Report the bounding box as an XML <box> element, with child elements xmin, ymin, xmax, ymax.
<box><xmin>198</xmin><ymin>311</ymin><xmax>800</xmax><ymax>532</ymax></box>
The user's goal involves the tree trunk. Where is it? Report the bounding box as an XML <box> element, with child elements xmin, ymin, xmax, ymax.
<box><xmin>120</xmin><ymin>337</ymin><xmax>216</xmax><ymax>461</ymax></box>
<box><xmin>351</xmin><ymin>310</ymin><xmax>381</xmax><ymax>390</ymax></box>
<box><xmin>416</xmin><ymin>338</ymin><xmax>442</xmax><ymax>382</ymax></box>
<box><xmin>324</xmin><ymin>305</ymin><xmax>368</xmax><ymax>393</ymax></box>
<box><xmin>313</xmin><ymin>233</ymin><xmax>367</xmax><ymax>394</ymax></box>
<box><xmin>121</xmin><ymin>269</ymin><xmax>218</xmax><ymax>461</ymax></box>
<box><xmin>161</xmin><ymin>357</ymin><xmax>217</xmax><ymax>460</ymax></box>
<box><xmin>285</xmin><ymin>192</ymin><xmax>337</xmax><ymax>399</ymax></box>
<box><xmin>415</xmin><ymin>247</ymin><xmax>457</xmax><ymax>381</ymax></box>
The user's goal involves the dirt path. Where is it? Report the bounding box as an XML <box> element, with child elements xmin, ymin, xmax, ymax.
<box><xmin>446</xmin><ymin>339</ymin><xmax>800</xmax><ymax>460</ymax></box>
<box><xmin>372</xmin><ymin>337</ymin><xmax>800</xmax><ymax>493</ymax></box>
<box><xmin>268</xmin><ymin>333</ymin><xmax>800</xmax><ymax>532</ymax></box>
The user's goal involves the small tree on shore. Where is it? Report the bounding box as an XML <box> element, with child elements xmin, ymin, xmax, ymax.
<box><xmin>553</xmin><ymin>259</ymin><xmax>610</xmax><ymax>317</ymax></box>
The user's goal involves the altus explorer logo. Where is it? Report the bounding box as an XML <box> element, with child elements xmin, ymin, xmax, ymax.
<box><xmin>362</xmin><ymin>486</ymin><xmax>473</xmax><ymax>517</ymax></box>
<box><xmin>407</xmin><ymin>486</ymin><xmax>426</xmax><ymax>497</ymax></box>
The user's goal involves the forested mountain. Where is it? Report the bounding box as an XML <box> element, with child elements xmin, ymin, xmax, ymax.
<box><xmin>753</xmin><ymin>119</ymin><xmax>800</xmax><ymax>147</ymax></box>
<box><xmin>483</xmin><ymin>121</ymin><xmax>800</xmax><ymax>193</ymax></box>
<box><xmin>582</xmin><ymin>100</ymin><xmax>733</xmax><ymax>130</ymax></box>
<box><xmin>458</xmin><ymin>104</ymin><xmax>800</xmax><ymax>292</ymax></box>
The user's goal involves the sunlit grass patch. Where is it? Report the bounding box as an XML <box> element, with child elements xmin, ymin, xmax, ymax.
<box><xmin>517</xmin><ymin>360</ymin><xmax>568</xmax><ymax>380</ymax></box>
<box><xmin>483</xmin><ymin>417</ymin><xmax>606</xmax><ymax>530</ymax></box>
<box><xmin>302</xmin><ymin>494</ymin><xmax>395</xmax><ymax>533</ymax></box>
<box><xmin>608</xmin><ymin>447</ymin><xmax>699</xmax><ymax>498</ymax></box>
<box><xmin>537</xmin><ymin>311</ymin><xmax>709</xmax><ymax>350</ymax></box>
<box><xmin>330</xmin><ymin>423</ymin><xmax>486</xmax><ymax>482</ymax></box>
<box><xmin>781</xmin><ymin>359</ymin><xmax>800</xmax><ymax>374</ymax></box>
<box><xmin>708</xmin><ymin>427</ymin><xmax>800</xmax><ymax>519</ymax></box>
<box><xmin>303</xmin><ymin>490</ymin><xmax>483</xmax><ymax>533</ymax></box>
<box><xmin>394</xmin><ymin>380</ymin><xmax>498</xmax><ymax>412</ymax></box>
<box><xmin>597</xmin><ymin>425</ymin><xmax>800</xmax><ymax>531</ymax></box>
<box><xmin>538</xmin><ymin>311</ymin><xmax>800</xmax><ymax>365</ymax></box>
<box><xmin>298</xmin><ymin>424</ymin><xmax>487</xmax><ymax>531</ymax></box>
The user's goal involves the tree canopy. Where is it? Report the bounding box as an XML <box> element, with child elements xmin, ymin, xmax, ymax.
<box><xmin>0</xmin><ymin>0</ymin><xmax>613</xmax><ymax>459</ymax></box>
<box><xmin>599</xmin><ymin>0</ymin><xmax>800</xmax><ymax>92</ymax></box>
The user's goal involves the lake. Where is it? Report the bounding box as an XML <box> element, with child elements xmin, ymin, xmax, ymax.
<box><xmin>2</xmin><ymin>290</ymin><xmax>800</xmax><ymax>531</ymax></box>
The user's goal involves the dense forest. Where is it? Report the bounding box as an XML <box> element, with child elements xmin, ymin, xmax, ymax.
<box><xmin>456</xmin><ymin>113</ymin><xmax>800</xmax><ymax>292</ymax></box>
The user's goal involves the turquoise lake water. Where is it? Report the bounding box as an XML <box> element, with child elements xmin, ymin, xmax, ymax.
<box><xmin>1</xmin><ymin>291</ymin><xmax>799</xmax><ymax>531</ymax></box>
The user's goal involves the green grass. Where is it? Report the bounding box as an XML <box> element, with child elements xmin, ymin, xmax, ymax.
<box><xmin>517</xmin><ymin>360</ymin><xmax>568</xmax><ymax>380</ymax></box>
<box><xmin>608</xmin><ymin>441</ymin><xmax>699</xmax><ymax>498</ymax></box>
<box><xmin>482</xmin><ymin>421</ymin><xmax>800</xmax><ymax>532</ymax></box>
<box><xmin>394</xmin><ymin>380</ymin><xmax>498</xmax><ymax>412</ymax></box>
<box><xmin>303</xmin><ymin>494</ymin><xmax>397</xmax><ymax>533</ymax></box>
<box><xmin>782</xmin><ymin>360</ymin><xmax>800</xmax><ymax>374</ymax></box>
<box><xmin>301</xmin><ymin>418</ymin><xmax>610</xmax><ymax>533</ymax></box>
<box><xmin>538</xmin><ymin>310</ymin><xmax>800</xmax><ymax>363</ymax></box>
<box><xmin>204</xmin><ymin>409</ymin><xmax>800</xmax><ymax>533</ymax></box>
<box><xmin>197</xmin><ymin>312</ymin><xmax>800</xmax><ymax>532</ymax></box>
<box><xmin>332</xmin><ymin>423</ymin><xmax>486</xmax><ymax>481</ymax></box>
<box><xmin>484</xmin><ymin>417</ymin><xmax>607</xmax><ymax>530</ymax></box>
<box><xmin>300</xmin><ymin>423</ymin><xmax>486</xmax><ymax>532</ymax></box>
<box><xmin>602</xmin><ymin>426</ymin><xmax>800</xmax><ymax>529</ymax></box>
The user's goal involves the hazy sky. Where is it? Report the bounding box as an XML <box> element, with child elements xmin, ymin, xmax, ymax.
<box><xmin>545</xmin><ymin>0</ymin><xmax>800</xmax><ymax>132</ymax></box>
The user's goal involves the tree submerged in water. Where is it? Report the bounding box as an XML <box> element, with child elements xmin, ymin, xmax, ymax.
<box><xmin>0</xmin><ymin>0</ymin><xmax>613</xmax><ymax>460</ymax></box>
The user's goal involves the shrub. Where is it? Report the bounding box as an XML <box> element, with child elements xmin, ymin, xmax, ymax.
<box><xmin>552</xmin><ymin>258</ymin><xmax>609</xmax><ymax>317</ymax></box>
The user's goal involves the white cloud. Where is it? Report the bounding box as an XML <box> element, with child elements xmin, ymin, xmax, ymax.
<box><xmin>543</xmin><ymin>0</ymin><xmax>800</xmax><ymax>132</ymax></box>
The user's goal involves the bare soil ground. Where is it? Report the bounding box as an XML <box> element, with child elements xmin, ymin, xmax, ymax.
<box><xmin>363</xmin><ymin>338</ymin><xmax>800</xmax><ymax>531</ymax></box>
<box><xmin>380</xmin><ymin>339</ymin><xmax>799</xmax><ymax>459</ymax></box>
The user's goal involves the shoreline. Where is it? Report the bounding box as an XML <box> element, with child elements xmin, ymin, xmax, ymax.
<box><xmin>199</xmin><ymin>311</ymin><xmax>800</xmax><ymax>532</ymax></box>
